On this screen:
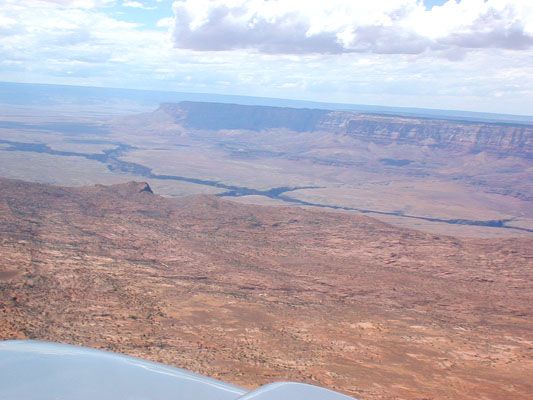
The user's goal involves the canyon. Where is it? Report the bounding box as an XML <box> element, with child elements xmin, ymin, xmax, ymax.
<box><xmin>1</xmin><ymin>101</ymin><xmax>532</xmax><ymax>237</ymax></box>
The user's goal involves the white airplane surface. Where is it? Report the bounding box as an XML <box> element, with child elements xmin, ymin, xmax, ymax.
<box><xmin>0</xmin><ymin>340</ymin><xmax>357</xmax><ymax>400</ymax></box>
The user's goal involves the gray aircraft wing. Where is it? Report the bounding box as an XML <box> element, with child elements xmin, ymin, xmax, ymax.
<box><xmin>0</xmin><ymin>340</ymin><xmax>356</xmax><ymax>400</ymax></box>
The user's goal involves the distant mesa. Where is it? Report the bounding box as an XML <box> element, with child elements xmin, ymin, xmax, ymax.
<box><xmin>158</xmin><ymin>101</ymin><xmax>533</xmax><ymax>158</ymax></box>
<box><xmin>159</xmin><ymin>101</ymin><xmax>329</xmax><ymax>132</ymax></box>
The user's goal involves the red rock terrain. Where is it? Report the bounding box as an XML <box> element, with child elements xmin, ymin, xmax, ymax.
<box><xmin>0</xmin><ymin>177</ymin><xmax>531</xmax><ymax>399</ymax></box>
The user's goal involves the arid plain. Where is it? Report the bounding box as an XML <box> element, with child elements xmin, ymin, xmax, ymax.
<box><xmin>0</xmin><ymin>100</ymin><xmax>532</xmax><ymax>399</ymax></box>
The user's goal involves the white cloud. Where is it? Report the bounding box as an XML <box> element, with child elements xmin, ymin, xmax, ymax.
<box><xmin>0</xmin><ymin>0</ymin><xmax>170</xmax><ymax>85</ymax></box>
<box><xmin>156</xmin><ymin>17</ymin><xmax>174</xmax><ymax>28</ymax></box>
<box><xmin>28</xmin><ymin>0</ymin><xmax>115</xmax><ymax>8</ymax></box>
<box><xmin>170</xmin><ymin>0</ymin><xmax>533</xmax><ymax>55</ymax></box>
<box><xmin>0</xmin><ymin>0</ymin><xmax>531</xmax><ymax>115</ymax></box>
<box><xmin>122</xmin><ymin>1</ymin><xmax>157</xmax><ymax>10</ymax></box>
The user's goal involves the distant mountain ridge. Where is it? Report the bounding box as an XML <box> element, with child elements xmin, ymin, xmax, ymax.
<box><xmin>159</xmin><ymin>101</ymin><xmax>533</xmax><ymax>158</ymax></box>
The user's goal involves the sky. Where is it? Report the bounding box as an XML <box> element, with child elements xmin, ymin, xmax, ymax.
<box><xmin>0</xmin><ymin>0</ymin><xmax>532</xmax><ymax>115</ymax></box>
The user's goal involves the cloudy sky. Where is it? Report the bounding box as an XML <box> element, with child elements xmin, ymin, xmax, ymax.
<box><xmin>1</xmin><ymin>0</ymin><xmax>532</xmax><ymax>115</ymax></box>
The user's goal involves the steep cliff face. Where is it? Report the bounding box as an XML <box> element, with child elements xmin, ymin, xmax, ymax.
<box><xmin>333</xmin><ymin>114</ymin><xmax>533</xmax><ymax>158</ymax></box>
<box><xmin>159</xmin><ymin>102</ymin><xmax>533</xmax><ymax>158</ymax></box>
<box><xmin>159</xmin><ymin>102</ymin><xmax>329</xmax><ymax>132</ymax></box>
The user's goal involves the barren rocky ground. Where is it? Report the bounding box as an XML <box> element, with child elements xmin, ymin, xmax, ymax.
<box><xmin>0</xmin><ymin>177</ymin><xmax>532</xmax><ymax>399</ymax></box>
